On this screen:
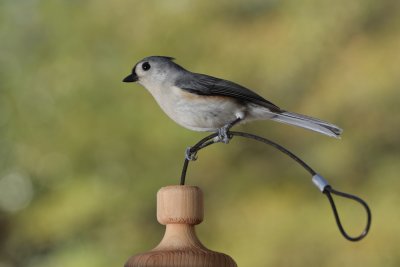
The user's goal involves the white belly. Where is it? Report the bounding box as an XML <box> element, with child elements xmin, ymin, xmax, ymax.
<box><xmin>146</xmin><ymin>85</ymin><xmax>246</xmax><ymax>131</ymax></box>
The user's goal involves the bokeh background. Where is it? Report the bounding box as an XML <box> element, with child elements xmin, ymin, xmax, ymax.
<box><xmin>1</xmin><ymin>0</ymin><xmax>400</xmax><ymax>266</ymax></box>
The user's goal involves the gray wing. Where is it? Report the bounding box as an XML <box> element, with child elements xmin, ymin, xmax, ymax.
<box><xmin>175</xmin><ymin>72</ymin><xmax>282</xmax><ymax>112</ymax></box>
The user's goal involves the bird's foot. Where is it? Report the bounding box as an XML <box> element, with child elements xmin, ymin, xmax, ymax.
<box><xmin>185</xmin><ymin>147</ymin><xmax>198</xmax><ymax>161</ymax></box>
<box><xmin>217</xmin><ymin>126</ymin><xmax>233</xmax><ymax>144</ymax></box>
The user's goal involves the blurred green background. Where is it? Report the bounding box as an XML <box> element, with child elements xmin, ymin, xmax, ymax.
<box><xmin>1</xmin><ymin>0</ymin><xmax>400</xmax><ymax>266</ymax></box>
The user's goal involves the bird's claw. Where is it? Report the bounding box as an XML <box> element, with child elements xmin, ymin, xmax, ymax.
<box><xmin>218</xmin><ymin>126</ymin><xmax>232</xmax><ymax>144</ymax></box>
<box><xmin>185</xmin><ymin>147</ymin><xmax>198</xmax><ymax>161</ymax></box>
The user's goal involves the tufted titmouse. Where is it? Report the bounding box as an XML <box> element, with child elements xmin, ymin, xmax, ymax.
<box><xmin>123</xmin><ymin>56</ymin><xmax>342</xmax><ymax>143</ymax></box>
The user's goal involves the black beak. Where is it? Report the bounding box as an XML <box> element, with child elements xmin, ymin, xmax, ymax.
<box><xmin>123</xmin><ymin>73</ymin><xmax>138</xmax><ymax>83</ymax></box>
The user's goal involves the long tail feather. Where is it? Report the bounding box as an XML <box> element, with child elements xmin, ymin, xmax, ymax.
<box><xmin>271</xmin><ymin>111</ymin><xmax>343</xmax><ymax>138</ymax></box>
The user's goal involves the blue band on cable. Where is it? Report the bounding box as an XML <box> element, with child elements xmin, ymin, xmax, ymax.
<box><xmin>312</xmin><ymin>174</ymin><xmax>330</xmax><ymax>192</ymax></box>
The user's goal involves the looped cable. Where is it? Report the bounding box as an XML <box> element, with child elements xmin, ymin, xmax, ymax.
<box><xmin>179</xmin><ymin>130</ymin><xmax>371</xmax><ymax>241</ymax></box>
<box><xmin>323</xmin><ymin>186</ymin><xmax>372</xmax><ymax>241</ymax></box>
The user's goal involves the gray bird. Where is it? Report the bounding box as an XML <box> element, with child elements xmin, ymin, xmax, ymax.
<box><xmin>123</xmin><ymin>56</ymin><xmax>342</xmax><ymax>143</ymax></box>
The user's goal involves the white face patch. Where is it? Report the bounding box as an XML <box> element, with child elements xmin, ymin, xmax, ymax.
<box><xmin>135</xmin><ymin>62</ymin><xmax>150</xmax><ymax>79</ymax></box>
<box><xmin>137</xmin><ymin>61</ymin><xmax>169</xmax><ymax>90</ymax></box>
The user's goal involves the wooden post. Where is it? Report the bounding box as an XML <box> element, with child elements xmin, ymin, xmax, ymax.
<box><xmin>125</xmin><ymin>185</ymin><xmax>237</xmax><ymax>267</ymax></box>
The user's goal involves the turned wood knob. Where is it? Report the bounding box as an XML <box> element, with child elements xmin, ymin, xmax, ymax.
<box><xmin>124</xmin><ymin>185</ymin><xmax>237</xmax><ymax>267</ymax></box>
<box><xmin>157</xmin><ymin>185</ymin><xmax>203</xmax><ymax>225</ymax></box>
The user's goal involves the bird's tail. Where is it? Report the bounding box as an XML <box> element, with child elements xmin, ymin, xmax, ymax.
<box><xmin>271</xmin><ymin>111</ymin><xmax>343</xmax><ymax>138</ymax></box>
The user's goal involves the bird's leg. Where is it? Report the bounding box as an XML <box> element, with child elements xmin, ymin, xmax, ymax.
<box><xmin>185</xmin><ymin>116</ymin><xmax>242</xmax><ymax>161</ymax></box>
<box><xmin>218</xmin><ymin>117</ymin><xmax>242</xmax><ymax>144</ymax></box>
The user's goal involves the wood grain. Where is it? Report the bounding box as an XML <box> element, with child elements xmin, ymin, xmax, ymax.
<box><xmin>124</xmin><ymin>185</ymin><xmax>237</xmax><ymax>267</ymax></box>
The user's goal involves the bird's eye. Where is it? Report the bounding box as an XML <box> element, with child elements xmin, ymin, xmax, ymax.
<box><xmin>142</xmin><ymin>62</ymin><xmax>151</xmax><ymax>71</ymax></box>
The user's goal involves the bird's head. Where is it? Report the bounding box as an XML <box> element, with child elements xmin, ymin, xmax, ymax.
<box><xmin>123</xmin><ymin>56</ymin><xmax>180</xmax><ymax>88</ymax></box>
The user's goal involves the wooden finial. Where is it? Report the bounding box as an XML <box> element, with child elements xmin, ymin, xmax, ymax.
<box><xmin>125</xmin><ymin>185</ymin><xmax>237</xmax><ymax>267</ymax></box>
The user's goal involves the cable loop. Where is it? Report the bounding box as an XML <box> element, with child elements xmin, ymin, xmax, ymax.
<box><xmin>179</xmin><ymin>130</ymin><xmax>371</xmax><ymax>241</ymax></box>
<box><xmin>323</xmin><ymin>186</ymin><xmax>371</xmax><ymax>241</ymax></box>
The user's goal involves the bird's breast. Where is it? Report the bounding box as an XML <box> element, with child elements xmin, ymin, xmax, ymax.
<box><xmin>146</xmin><ymin>85</ymin><xmax>245</xmax><ymax>131</ymax></box>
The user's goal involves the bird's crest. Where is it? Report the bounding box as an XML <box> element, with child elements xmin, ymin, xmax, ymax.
<box><xmin>147</xmin><ymin>56</ymin><xmax>175</xmax><ymax>61</ymax></box>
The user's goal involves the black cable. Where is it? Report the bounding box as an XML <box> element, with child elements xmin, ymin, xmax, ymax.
<box><xmin>180</xmin><ymin>131</ymin><xmax>316</xmax><ymax>184</ymax></box>
<box><xmin>180</xmin><ymin>130</ymin><xmax>372</xmax><ymax>242</ymax></box>
<box><xmin>324</xmin><ymin>186</ymin><xmax>372</xmax><ymax>241</ymax></box>
<box><xmin>231</xmin><ymin>131</ymin><xmax>317</xmax><ymax>176</ymax></box>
